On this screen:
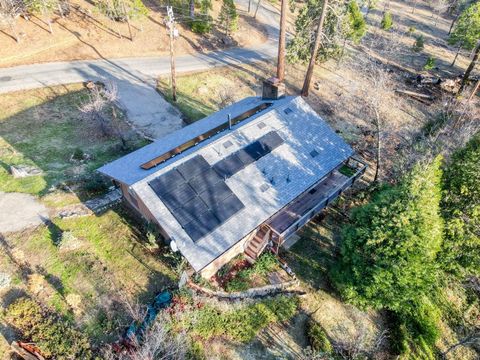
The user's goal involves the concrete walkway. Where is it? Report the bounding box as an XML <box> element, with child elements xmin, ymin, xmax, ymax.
<box><xmin>0</xmin><ymin>192</ymin><xmax>49</xmax><ymax>234</ymax></box>
<box><xmin>0</xmin><ymin>0</ymin><xmax>280</xmax><ymax>139</ymax></box>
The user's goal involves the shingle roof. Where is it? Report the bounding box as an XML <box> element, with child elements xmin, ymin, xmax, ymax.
<box><xmin>99</xmin><ymin>96</ymin><xmax>353</xmax><ymax>272</ymax></box>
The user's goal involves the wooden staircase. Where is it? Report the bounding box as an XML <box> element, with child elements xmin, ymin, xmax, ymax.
<box><xmin>244</xmin><ymin>225</ymin><xmax>271</xmax><ymax>263</ymax></box>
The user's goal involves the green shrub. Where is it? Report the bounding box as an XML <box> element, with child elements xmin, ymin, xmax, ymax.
<box><xmin>190</xmin><ymin>17</ymin><xmax>212</xmax><ymax>34</ymax></box>
<box><xmin>190</xmin><ymin>295</ymin><xmax>298</xmax><ymax>342</ymax></box>
<box><xmin>225</xmin><ymin>252</ymin><xmax>278</xmax><ymax>292</ymax></box>
<box><xmin>72</xmin><ymin>148</ymin><xmax>85</xmax><ymax>161</ymax></box>
<box><xmin>381</xmin><ymin>11</ymin><xmax>393</xmax><ymax>30</ymax></box>
<box><xmin>307</xmin><ymin>320</ymin><xmax>333</xmax><ymax>353</ymax></box>
<box><xmin>5</xmin><ymin>298</ymin><xmax>92</xmax><ymax>359</ymax></box>
<box><xmin>423</xmin><ymin>56</ymin><xmax>435</xmax><ymax>70</ymax></box>
<box><xmin>413</xmin><ymin>35</ymin><xmax>425</xmax><ymax>52</ymax></box>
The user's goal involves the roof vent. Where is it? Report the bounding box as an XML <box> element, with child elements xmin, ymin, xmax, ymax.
<box><xmin>260</xmin><ymin>183</ymin><xmax>270</xmax><ymax>192</ymax></box>
<box><xmin>284</xmin><ymin>107</ymin><xmax>293</xmax><ymax>115</ymax></box>
<box><xmin>257</xmin><ymin>122</ymin><xmax>267</xmax><ymax>129</ymax></box>
<box><xmin>223</xmin><ymin>140</ymin><xmax>233</xmax><ymax>149</ymax></box>
<box><xmin>310</xmin><ymin>149</ymin><xmax>319</xmax><ymax>158</ymax></box>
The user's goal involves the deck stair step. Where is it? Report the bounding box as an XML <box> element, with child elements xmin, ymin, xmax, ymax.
<box><xmin>244</xmin><ymin>226</ymin><xmax>271</xmax><ymax>262</ymax></box>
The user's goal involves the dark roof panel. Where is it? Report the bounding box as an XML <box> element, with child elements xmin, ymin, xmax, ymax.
<box><xmin>189</xmin><ymin>168</ymin><xmax>223</xmax><ymax>194</ymax></box>
<box><xmin>148</xmin><ymin>169</ymin><xmax>185</xmax><ymax>196</ymax></box>
<box><xmin>158</xmin><ymin>182</ymin><xmax>196</xmax><ymax>210</ymax></box>
<box><xmin>213</xmin><ymin>153</ymin><xmax>245</xmax><ymax>179</ymax></box>
<box><xmin>176</xmin><ymin>155</ymin><xmax>211</xmax><ymax>180</ymax></box>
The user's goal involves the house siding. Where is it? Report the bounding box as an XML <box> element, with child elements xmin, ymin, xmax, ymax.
<box><xmin>199</xmin><ymin>230</ymin><xmax>256</xmax><ymax>279</ymax></box>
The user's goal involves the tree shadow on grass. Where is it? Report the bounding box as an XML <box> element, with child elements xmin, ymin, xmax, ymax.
<box><xmin>283</xmin><ymin>210</ymin><xmax>342</xmax><ymax>291</ymax></box>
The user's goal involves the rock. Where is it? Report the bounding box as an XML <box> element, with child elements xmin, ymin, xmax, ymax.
<box><xmin>10</xmin><ymin>164</ymin><xmax>42</xmax><ymax>178</ymax></box>
<box><xmin>59</xmin><ymin>231</ymin><xmax>84</xmax><ymax>251</ymax></box>
<box><xmin>221</xmin><ymin>36</ymin><xmax>234</xmax><ymax>46</ymax></box>
<box><xmin>0</xmin><ymin>272</ymin><xmax>11</xmax><ymax>290</ymax></box>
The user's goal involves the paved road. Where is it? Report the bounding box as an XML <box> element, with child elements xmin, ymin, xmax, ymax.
<box><xmin>0</xmin><ymin>0</ymin><xmax>280</xmax><ymax>139</ymax></box>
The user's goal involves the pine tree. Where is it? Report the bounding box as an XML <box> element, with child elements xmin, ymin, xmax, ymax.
<box><xmin>333</xmin><ymin>157</ymin><xmax>444</xmax><ymax>315</ymax></box>
<box><xmin>287</xmin><ymin>0</ymin><xmax>345</xmax><ymax>64</ymax></box>
<box><xmin>218</xmin><ymin>0</ymin><xmax>238</xmax><ymax>36</ymax></box>
<box><xmin>449</xmin><ymin>2</ymin><xmax>480</xmax><ymax>66</ymax></box>
<box><xmin>346</xmin><ymin>0</ymin><xmax>366</xmax><ymax>43</ymax></box>
<box><xmin>381</xmin><ymin>11</ymin><xmax>393</xmax><ymax>30</ymax></box>
<box><xmin>441</xmin><ymin>135</ymin><xmax>480</xmax><ymax>277</ymax></box>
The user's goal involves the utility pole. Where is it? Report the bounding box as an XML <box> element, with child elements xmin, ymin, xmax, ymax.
<box><xmin>301</xmin><ymin>0</ymin><xmax>329</xmax><ymax>97</ymax></box>
<box><xmin>254</xmin><ymin>0</ymin><xmax>261</xmax><ymax>18</ymax></box>
<box><xmin>277</xmin><ymin>0</ymin><xmax>287</xmax><ymax>81</ymax></box>
<box><xmin>166</xmin><ymin>6</ymin><xmax>178</xmax><ymax>102</ymax></box>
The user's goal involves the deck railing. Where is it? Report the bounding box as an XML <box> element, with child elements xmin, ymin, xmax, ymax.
<box><xmin>270</xmin><ymin>157</ymin><xmax>367</xmax><ymax>249</ymax></box>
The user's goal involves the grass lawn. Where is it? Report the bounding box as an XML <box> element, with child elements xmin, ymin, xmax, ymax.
<box><xmin>0</xmin><ymin>84</ymin><xmax>148</xmax><ymax>203</ymax></box>
<box><xmin>0</xmin><ymin>206</ymin><xmax>178</xmax><ymax>344</ymax></box>
<box><xmin>157</xmin><ymin>67</ymin><xmax>260</xmax><ymax>123</ymax></box>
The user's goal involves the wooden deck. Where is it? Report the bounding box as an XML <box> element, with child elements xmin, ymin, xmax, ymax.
<box><xmin>266</xmin><ymin>170</ymin><xmax>349</xmax><ymax>234</ymax></box>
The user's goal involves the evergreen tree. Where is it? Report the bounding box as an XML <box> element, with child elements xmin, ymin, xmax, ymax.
<box><xmin>346</xmin><ymin>0</ymin><xmax>366</xmax><ymax>43</ymax></box>
<box><xmin>333</xmin><ymin>157</ymin><xmax>444</xmax><ymax>315</ymax></box>
<box><xmin>218</xmin><ymin>0</ymin><xmax>238</xmax><ymax>36</ymax></box>
<box><xmin>287</xmin><ymin>0</ymin><xmax>345</xmax><ymax>63</ymax></box>
<box><xmin>441</xmin><ymin>135</ymin><xmax>480</xmax><ymax>277</ymax></box>
<box><xmin>190</xmin><ymin>0</ymin><xmax>213</xmax><ymax>34</ymax></box>
<box><xmin>449</xmin><ymin>2</ymin><xmax>480</xmax><ymax>66</ymax></box>
<box><xmin>381</xmin><ymin>11</ymin><xmax>393</xmax><ymax>30</ymax></box>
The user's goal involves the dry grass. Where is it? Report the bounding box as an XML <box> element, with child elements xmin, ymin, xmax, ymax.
<box><xmin>0</xmin><ymin>0</ymin><xmax>267</xmax><ymax>67</ymax></box>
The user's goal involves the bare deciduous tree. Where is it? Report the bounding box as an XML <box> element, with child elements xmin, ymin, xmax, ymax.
<box><xmin>349</xmin><ymin>55</ymin><xmax>398</xmax><ymax>182</ymax></box>
<box><xmin>0</xmin><ymin>0</ymin><xmax>24</xmax><ymax>42</ymax></box>
<box><xmin>397</xmin><ymin>94</ymin><xmax>480</xmax><ymax>175</ymax></box>
<box><xmin>102</xmin><ymin>294</ymin><xmax>187</xmax><ymax>360</ymax></box>
<box><xmin>79</xmin><ymin>81</ymin><xmax>128</xmax><ymax>148</ymax></box>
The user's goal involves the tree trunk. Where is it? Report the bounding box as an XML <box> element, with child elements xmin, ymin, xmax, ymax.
<box><xmin>189</xmin><ymin>0</ymin><xmax>194</xmax><ymax>18</ymax></box>
<box><xmin>276</xmin><ymin>0</ymin><xmax>287</xmax><ymax>81</ymax></box>
<box><xmin>122</xmin><ymin>0</ymin><xmax>133</xmax><ymax>41</ymax></box>
<box><xmin>301</xmin><ymin>0</ymin><xmax>329</xmax><ymax>97</ymax></box>
<box><xmin>337</xmin><ymin>37</ymin><xmax>347</xmax><ymax>67</ymax></box>
<box><xmin>411</xmin><ymin>0</ymin><xmax>417</xmax><ymax>13</ymax></box>
<box><xmin>458</xmin><ymin>41</ymin><xmax>480</xmax><ymax>94</ymax></box>
<box><xmin>448</xmin><ymin>12</ymin><xmax>459</xmax><ymax>34</ymax></box>
<box><xmin>468</xmin><ymin>79</ymin><xmax>480</xmax><ymax>102</ymax></box>
<box><xmin>248</xmin><ymin>0</ymin><xmax>251</xmax><ymax>12</ymax></box>
<box><xmin>373</xmin><ymin>114</ymin><xmax>381</xmax><ymax>182</ymax></box>
<box><xmin>451</xmin><ymin>44</ymin><xmax>462</xmax><ymax>67</ymax></box>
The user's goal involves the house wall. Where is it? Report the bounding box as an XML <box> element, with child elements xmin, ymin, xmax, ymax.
<box><xmin>199</xmin><ymin>230</ymin><xmax>257</xmax><ymax>279</ymax></box>
<box><xmin>118</xmin><ymin>183</ymin><xmax>170</xmax><ymax>240</ymax></box>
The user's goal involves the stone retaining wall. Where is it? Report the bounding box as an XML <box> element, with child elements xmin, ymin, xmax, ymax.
<box><xmin>187</xmin><ymin>279</ymin><xmax>300</xmax><ymax>300</ymax></box>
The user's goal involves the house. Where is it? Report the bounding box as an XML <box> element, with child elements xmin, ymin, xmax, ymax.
<box><xmin>98</xmin><ymin>87</ymin><xmax>366</xmax><ymax>278</ymax></box>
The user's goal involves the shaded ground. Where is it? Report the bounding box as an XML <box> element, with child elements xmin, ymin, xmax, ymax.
<box><xmin>0</xmin><ymin>0</ymin><xmax>268</xmax><ymax>68</ymax></box>
<box><xmin>0</xmin><ymin>192</ymin><xmax>49</xmax><ymax>233</ymax></box>
<box><xmin>0</xmin><ymin>83</ymin><xmax>147</xmax><ymax>206</ymax></box>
